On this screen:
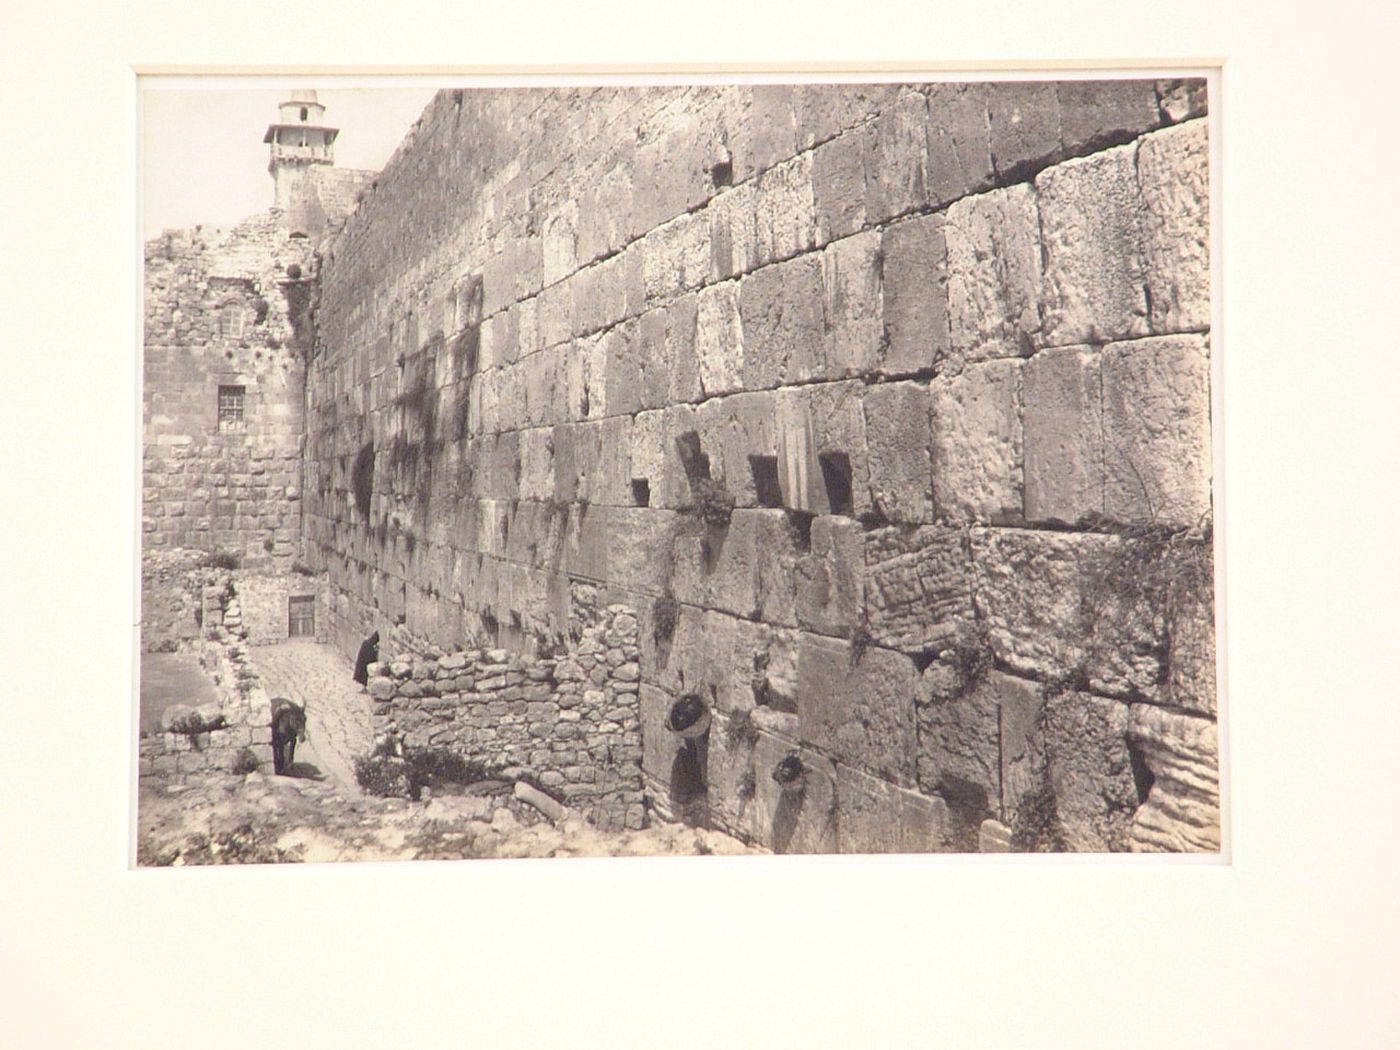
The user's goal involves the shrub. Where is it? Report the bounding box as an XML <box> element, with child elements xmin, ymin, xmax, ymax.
<box><xmin>203</xmin><ymin>550</ymin><xmax>241</xmax><ymax>571</ymax></box>
<box><xmin>689</xmin><ymin>477</ymin><xmax>734</xmax><ymax>530</ymax></box>
<box><xmin>651</xmin><ymin>594</ymin><xmax>680</xmax><ymax>646</ymax></box>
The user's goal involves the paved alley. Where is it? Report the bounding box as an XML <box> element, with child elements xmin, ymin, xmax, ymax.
<box><xmin>249</xmin><ymin>640</ymin><xmax>374</xmax><ymax>795</ymax></box>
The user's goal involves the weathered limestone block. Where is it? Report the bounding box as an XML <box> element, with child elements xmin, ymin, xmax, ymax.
<box><xmin>1156</xmin><ymin>78</ymin><xmax>1209</xmax><ymax>125</ymax></box>
<box><xmin>862</xmin><ymin>524</ymin><xmax>972</xmax><ymax>652</ymax></box>
<box><xmin>707</xmin><ymin>181</ymin><xmax>758</xmax><ymax>282</ymax></box>
<box><xmin>605</xmin><ymin>508</ymin><xmax>678</xmax><ymax>593</ymax></box>
<box><xmin>541</xmin><ymin>198</ymin><xmax>579</xmax><ymax>287</ymax></box>
<box><xmin>602</xmin><ymin>321</ymin><xmax>643</xmax><ymax>418</ymax></box>
<box><xmin>517</xmin><ymin>427</ymin><xmax>553</xmax><ymax>502</ymax></box>
<box><xmin>797</xmin><ymin>635</ymin><xmax>918</xmax><ymax>786</ymax></box>
<box><xmin>914</xmin><ymin>665</ymin><xmax>1002</xmax><ymax>823</ymax></box>
<box><xmin>1102</xmin><ymin>334</ymin><xmax>1212</xmax><ymax>528</ymax></box>
<box><xmin>667</xmin><ymin>508</ymin><xmax>797</xmax><ymax>625</ymax></box>
<box><xmin>638</xmin><ymin>682</ymin><xmax>680</xmax><ymax>786</ymax></box>
<box><xmin>774</xmin><ymin>390</ymin><xmax>828</xmax><ymax>515</ymax></box>
<box><xmin>591</xmin><ymin>415</ymin><xmax>634</xmax><ymax>507</ymax></box>
<box><xmin>922</xmin><ymin>81</ymin><xmax>995</xmax><ymax>208</ymax></box>
<box><xmin>746</xmin><ymin>730</ymin><xmax>838</xmax><ymax>854</ymax></box>
<box><xmin>944</xmin><ymin>184</ymin><xmax>1044</xmax><ymax>360</ymax></box>
<box><xmin>1037</xmin><ymin>143</ymin><xmax>1149</xmax><ymax>347</ymax></box>
<box><xmin>811</xmin><ymin>131</ymin><xmax>867</xmax><ymax>244</ymax></box>
<box><xmin>739</xmin><ymin>254</ymin><xmax>826</xmax><ymax>389</ymax></box>
<box><xmin>664</xmin><ymin>293</ymin><xmax>702</xmax><ymax>406</ymax></box>
<box><xmin>862</xmin><ymin>89</ymin><xmax>929</xmax><ymax>225</ymax></box>
<box><xmin>1023</xmin><ymin>345</ymin><xmax>1104</xmax><ymax>525</ymax></box>
<box><xmin>1165</xmin><ymin>551</ymin><xmax>1217</xmax><ymax>717</ymax></box>
<box><xmin>537</xmin><ymin>279</ymin><xmax>575</xmax><ymax>351</ymax></box>
<box><xmin>881</xmin><ymin>213</ymin><xmax>950</xmax><ymax>376</ymax></box>
<box><xmin>862</xmin><ymin>381</ymin><xmax>933</xmax><ymax>523</ymax></box>
<box><xmin>695</xmin><ymin>281</ymin><xmax>745</xmax><ymax>398</ymax></box>
<box><xmin>572</xmin><ymin>253</ymin><xmax>631</xmax><ymax>339</ymax></box>
<box><xmin>987</xmin><ymin>81</ymin><xmax>1062</xmax><ymax>183</ymax></box>
<box><xmin>744</xmin><ymin>84</ymin><xmax>799</xmax><ymax>179</ymax></box>
<box><xmin>1056</xmin><ymin>79</ymin><xmax>1161</xmax><ymax>157</ymax></box>
<box><xmin>1025</xmin><ymin>690</ymin><xmax>1139</xmax><ymax>852</ymax></box>
<box><xmin>808</xmin><ymin>380</ymin><xmax>871</xmax><ymax>518</ymax></box>
<box><xmin>1127</xmin><ymin>703</ymin><xmax>1220</xmax><ymax>852</ymax></box>
<box><xmin>930</xmin><ymin>358</ymin><xmax>1023</xmax><ymax>524</ymax></box>
<box><xmin>795</xmin><ymin>515</ymin><xmax>865</xmax><ymax>637</ymax></box>
<box><xmin>750</xmin><ymin>153</ymin><xmax>819</xmax><ymax>269</ymax></box>
<box><xmin>1137</xmin><ymin>119</ymin><xmax>1210</xmax><ymax>335</ymax></box>
<box><xmin>970</xmin><ymin>527</ymin><xmax>1117</xmax><ymax>681</ymax></box>
<box><xmin>640</xmin><ymin>212</ymin><xmax>710</xmax><ymax>307</ymax></box>
<box><xmin>836</xmin><ymin>764</ymin><xmax>949</xmax><ymax>854</ymax></box>
<box><xmin>821</xmin><ymin>231</ymin><xmax>883</xmax><ymax>380</ymax></box>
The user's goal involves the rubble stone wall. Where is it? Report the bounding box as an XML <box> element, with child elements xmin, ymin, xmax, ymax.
<box><xmin>142</xmin><ymin>213</ymin><xmax>316</xmax><ymax>570</ymax></box>
<box><xmin>366</xmin><ymin>604</ymin><xmax>644</xmax><ymax>831</ymax></box>
<box><xmin>305</xmin><ymin>79</ymin><xmax>1217</xmax><ymax>852</ymax></box>
<box><xmin>141</xmin><ymin>570</ymin><xmax>277</xmax><ymax>784</ymax></box>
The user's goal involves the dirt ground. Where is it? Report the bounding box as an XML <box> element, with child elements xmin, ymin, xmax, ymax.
<box><xmin>136</xmin><ymin>767</ymin><xmax>758</xmax><ymax>865</ymax></box>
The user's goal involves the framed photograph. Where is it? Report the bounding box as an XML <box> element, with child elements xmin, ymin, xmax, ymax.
<box><xmin>7</xmin><ymin>0</ymin><xmax>1397</xmax><ymax>1045</ymax></box>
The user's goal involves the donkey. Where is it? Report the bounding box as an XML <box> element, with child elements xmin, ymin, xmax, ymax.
<box><xmin>269</xmin><ymin>697</ymin><xmax>308</xmax><ymax>776</ymax></box>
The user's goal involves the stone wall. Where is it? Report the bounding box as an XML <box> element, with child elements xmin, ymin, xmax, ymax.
<box><xmin>365</xmin><ymin>605</ymin><xmax>644</xmax><ymax>831</ymax></box>
<box><xmin>302</xmin><ymin>78</ymin><xmax>1217</xmax><ymax>852</ymax></box>
<box><xmin>140</xmin><ymin>570</ymin><xmax>277</xmax><ymax>784</ymax></box>
<box><xmin>234</xmin><ymin>571</ymin><xmax>327</xmax><ymax>645</ymax></box>
<box><xmin>142</xmin><ymin>213</ymin><xmax>315</xmax><ymax>570</ymax></box>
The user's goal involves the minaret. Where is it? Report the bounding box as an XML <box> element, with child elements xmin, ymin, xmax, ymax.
<box><xmin>264</xmin><ymin>89</ymin><xmax>339</xmax><ymax>234</ymax></box>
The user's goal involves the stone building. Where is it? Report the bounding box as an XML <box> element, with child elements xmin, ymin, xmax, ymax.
<box><xmin>143</xmin><ymin>79</ymin><xmax>1219</xmax><ymax>852</ymax></box>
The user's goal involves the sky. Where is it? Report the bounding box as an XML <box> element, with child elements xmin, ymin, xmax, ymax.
<box><xmin>141</xmin><ymin>80</ymin><xmax>439</xmax><ymax>238</ymax></box>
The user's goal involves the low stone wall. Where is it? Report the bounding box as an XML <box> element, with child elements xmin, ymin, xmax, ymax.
<box><xmin>366</xmin><ymin>605</ymin><xmax>644</xmax><ymax>831</ymax></box>
<box><xmin>140</xmin><ymin>571</ymin><xmax>277</xmax><ymax>784</ymax></box>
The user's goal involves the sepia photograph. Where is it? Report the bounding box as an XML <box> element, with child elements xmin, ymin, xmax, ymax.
<box><xmin>136</xmin><ymin>74</ymin><xmax>1219</xmax><ymax>865</ymax></box>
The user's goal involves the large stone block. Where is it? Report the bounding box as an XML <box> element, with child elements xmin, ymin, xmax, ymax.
<box><xmin>739</xmin><ymin>254</ymin><xmax>826</xmax><ymax>389</ymax></box>
<box><xmin>862</xmin><ymin>524</ymin><xmax>972</xmax><ymax>653</ymax></box>
<box><xmin>861</xmin><ymin>381</ymin><xmax>932</xmax><ymax>523</ymax></box>
<box><xmin>862</xmin><ymin>89</ymin><xmax>929</xmax><ymax>224</ymax></box>
<box><xmin>881</xmin><ymin>213</ymin><xmax>951</xmax><ymax>376</ymax></box>
<box><xmin>807</xmin><ymin>380</ymin><xmax>872</xmax><ymax>518</ymax></box>
<box><xmin>1127</xmin><ymin>703</ymin><xmax>1220</xmax><ymax>853</ymax></box>
<box><xmin>1155</xmin><ymin>78</ymin><xmax>1209</xmax><ymax>125</ymax></box>
<box><xmin>602</xmin><ymin>321</ymin><xmax>643</xmax><ymax>418</ymax></box>
<box><xmin>1025</xmin><ymin>690</ymin><xmax>1139</xmax><ymax>852</ymax></box>
<box><xmin>1056</xmin><ymin>79</ymin><xmax>1161</xmax><ymax>157</ymax></box>
<box><xmin>987</xmin><ymin>81</ymin><xmax>1063</xmax><ymax>183</ymax></box>
<box><xmin>664</xmin><ymin>293</ymin><xmax>702</xmax><ymax>406</ymax></box>
<box><xmin>1137</xmin><ymin>120</ymin><xmax>1210</xmax><ymax>335</ymax></box>
<box><xmin>695</xmin><ymin>281</ymin><xmax>745</xmax><ymax>398</ymax></box>
<box><xmin>810</xmin><ymin>131</ymin><xmax>867</xmax><ymax>244</ymax></box>
<box><xmin>969</xmin><ymin>527</ymin><xmax>1117</xmax><ymax>681</ymax></box>
<box><xmin>1102</xmin><ymin>334</ymin><xmax>1212</xmax><ymax>529</ymax></box>
<box><xmin>745</xmin><ymin>84</ymin><xmax>800</xmax><ymax>179</ymax></box>
<box><xmin>1037</xmin><ymin>143</ymin><xmax>1150</xmax><ymax>347</ymax></box>
<box><xmin>945</xmin><ymin>184</ymin><xmax>1044</xmax><ymax>361</ymax></box>
<box><xmin>821</xmin><ymin>231</ymin><xmax>883</xmax><ymax>381</ymax></box>
<box><xmin>1023</xmin><ymin>346</ymin><xmax>1104</xmax><ymax>525</ymax></box>
<box><xmin>914</xmin><ymin>665</ymin><xmax>1002</xmax><ymax>826</ymax></box>
<box><xmin>668</xmin><ymin>508</ymin><xmax>797</xmax><ymax>626</ymax></box>
<box><xmin>922</xmin><ymin>81</ymin><xmax>996</xmax><ymax>207</ymax></box>
<box><xmin>836</xmin><ymin>765</ymin><xmax>949</xmax><ymax>854</ymax></box>
<box><xmin>707</xmin><ymin>181</ymin><xmax>758</xmax><ymax>282</ymax></box>
<box><xmin>797</xmin><ymin>635</ymin><xmax>918</xmax><ymax>786</ymax></box>
<box><xmin>750</xmin><ymin>153</ymin><xmax>819</xmax><ymax>269</ymax></box>
<box><xmin>930</xmin><ymin>358</ymin><xmax>1023</xmax><ymax>524</ymax></box>
<box><xmin>795</xmin><ymin>515</ymin><xmax>865</xmax><ymax>637</ymax></box>
<box><xmin>728</xmin><ymin>733</ymin><xmax>834</xmax><ymax>856</ymax></box>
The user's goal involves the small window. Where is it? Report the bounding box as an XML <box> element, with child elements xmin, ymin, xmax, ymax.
<box><xmin>219</xmin><ymin>301</ymin><xmax>245</xmax><ymax>340</ymax></box>
<box><xmin>217</xmin><ymin>385</ymin><xmax>245</xmax><ymax>432</ymax></box>
<box><xmin>288</xmin><ymin>595</ymin><xmax>315</xmax><ymax>637</ymax></box>
<box><xmin>300</xmin><ymin>107</ymin><xmax>308</xmax><ymax>121</ymax></box>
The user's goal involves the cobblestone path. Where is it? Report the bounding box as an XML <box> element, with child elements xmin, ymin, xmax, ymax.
<box><xmin>249</xmin><ymin>641</ymin><xmax>373</xmax><ymax>795</ymax></box>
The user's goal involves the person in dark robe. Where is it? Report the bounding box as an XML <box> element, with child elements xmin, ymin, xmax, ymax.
<box><xmin>353</xmin><ymin>630</ymin><xmax>380</xmax><ymax>686</ymax></box>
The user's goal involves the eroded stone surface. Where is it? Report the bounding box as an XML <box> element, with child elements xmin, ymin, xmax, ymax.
<box><xmin>1128</xmin><ymin>703</ymin><xmax>1220</xmax><ymax>853</ymax></box>
<box><xmin>881</xmin><ymin>213</ymin><xmax>950</xmax><ymax>375</ymax></box>
<box><xmin>930</xmin><ymin>358</ymin><xmax>1023</xmax><ymax>524</ymax></box>
<box><xmin>863</xmin><ymin>524</ymin><xmax>972</xmax><ymax>652</ymax></box>
<box><xmin>1037</xmin><ymin>143</ymin><xmax>1150</xmax><ymax>347</ymax></box>
<box><xmin>945</xmin><ymin>184</ymin><xmax>1044</xmax><ymax>360</ymax></box>
<box><xmin>1138</xmin><ymin>119</ymin><xmax>1210</xmax><ymax>335</ymax></box>
<box><xmin>1102</xmin><ymin>334</ymin><xmax>1212</xmax><ymax>529</ymax></box>
<box><xmin>836</xmin><ymin>764</ymin><xmax>948</xmax><ymax>853</ymax></box>
<box><xmin>862</xmin><ymin>381</ymin><xmax>933</xmax><ymax>523</ymax></box>
<box><xmin>1023</xmin><ymin>346</ymin><xmax>1103</xmax><ymax>525</ymax></box>
<box><xmin>797</xmin><ymin>636</ymin><xmax>919</xmax><ymax>786</ymax></box>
